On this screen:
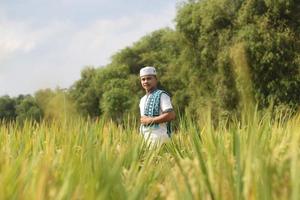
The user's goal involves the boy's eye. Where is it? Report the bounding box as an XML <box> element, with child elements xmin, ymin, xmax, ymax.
<box><xmin>141</xmin><ymin>77</ymin><xmax>152</xmax><ymax>81</ymax></box>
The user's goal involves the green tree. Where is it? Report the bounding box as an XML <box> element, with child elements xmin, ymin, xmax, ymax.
<box><xmin>35</xmin><ymin>88</ymin><xmax>55</xmax><ymax>114</ymax></box>
<box><xmin>15</xmin><ymin>95</ymin><xmax>43</xmax><ymax>122</ymax></box>
<box><xmin>70</xmin><ymin>67</ymin><xmax>100</xmax><ymax>118</ymax></box>
<box><xmin>100</xmin><ymin>76</ymin><xmax>138</xmax><ymax>121</ymax></box>
<box><xmin>19</xmin><ymin>0</ymin><xmax>299</xmax><ymax>124</ymax></box>
<box><xmin>236</xmin><ymin>0</ymin><xmax>300</xmax><ymax>108</ymax></box>
<box><xmin>0</xmin><ymin>95</ymin><xmax>16</xmax><ymax>121</ymax></box>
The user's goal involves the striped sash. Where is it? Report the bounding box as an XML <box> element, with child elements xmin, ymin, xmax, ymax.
<box><xmin>143</xmin><ymin>89</ymin><xmax>172</xmax><ymax>136</ymax></box>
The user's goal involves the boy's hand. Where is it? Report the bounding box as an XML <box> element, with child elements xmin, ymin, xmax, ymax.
<box><xmin>140</xmin><ymin>116</ymin><xmax>154</xmax><ymax>125</ymax></box>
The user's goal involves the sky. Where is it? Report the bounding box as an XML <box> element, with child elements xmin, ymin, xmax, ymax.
<box><xmin>0</xmin><ymin>0</ymin><xmax>178</xmax><ymax>97</ymax></box>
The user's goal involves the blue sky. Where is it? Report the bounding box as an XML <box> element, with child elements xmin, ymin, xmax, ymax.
<box><xmin>0</xmin><ymin>0</ymin><xmax>178</xmax><ymax>96</ymax></box>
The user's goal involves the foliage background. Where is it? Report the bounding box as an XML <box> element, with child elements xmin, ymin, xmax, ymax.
<box><xmin>1</xmin><ymin>0</ymin><xmax>299</xmax><ymax>123</ymax></box>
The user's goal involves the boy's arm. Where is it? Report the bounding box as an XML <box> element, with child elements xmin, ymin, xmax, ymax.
<box><xmin>140</xmin><ymin>111</ymin><xmax>175</xmax><ymax>125</ymax></box>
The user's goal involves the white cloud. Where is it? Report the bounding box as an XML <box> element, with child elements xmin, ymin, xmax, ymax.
<box><xmin>0</xmin><ymin>2</ymin><xmax>176</xmax><ymax>96</ymax></box>
<box><xmin>0</xmin><ymin>18</ymin><xmax>71</xmax><ymax>63</ymax></box>
<box><xmin>0</xmin><ymin>20</ymin><xmax>35</xmax><ymax>61</ymax></box>
<box><xmin>66</xmin><ymin>9</ymin><xmax>175</xmax><ymax>66</ymax></box>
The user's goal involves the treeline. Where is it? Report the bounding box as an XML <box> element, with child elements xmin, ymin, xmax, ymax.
<box><xmin>0</xmin><ymin>89</ymin><xmax>77</xmax><ymax>122</ymax></box>
<box><xmin>1</xmin><ymin>0</ymin><xmax>300</xmax><ymax>123</ymax></box>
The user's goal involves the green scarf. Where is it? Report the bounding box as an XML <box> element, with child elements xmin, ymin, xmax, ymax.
<box><xmin>143</xmin><ymin>89</ymin><xmax>172</xmax><ymax>136</ymax></box>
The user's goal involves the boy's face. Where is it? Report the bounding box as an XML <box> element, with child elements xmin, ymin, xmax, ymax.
<box><xmin>140</xmin><ymin>75</ymin><xmax>157</xmax><ymax>92</ymax></box>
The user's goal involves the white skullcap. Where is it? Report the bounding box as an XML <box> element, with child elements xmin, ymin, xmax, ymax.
<box><xmin>140</xmin><ymin>66</ymin><xmax>157</xmax><ymax>77</ymax></box>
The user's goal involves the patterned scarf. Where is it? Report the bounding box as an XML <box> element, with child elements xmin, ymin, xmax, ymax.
<box><xmin>143</xmin><ymin>89</ymin><xmax>172</xmax><ymax>136</ymax></box>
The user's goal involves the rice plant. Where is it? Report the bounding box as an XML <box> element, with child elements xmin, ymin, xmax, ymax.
<box><xmin>0</xmin><ymin>109</ymin><xmax>299</xmax><ymax>200</ymax></box>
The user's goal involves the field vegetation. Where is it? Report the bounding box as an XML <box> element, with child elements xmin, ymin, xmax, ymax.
<box><xmin>0</xmin><ymin>108</ymin><xmax>299</xmax><ymax>199</ymax></box>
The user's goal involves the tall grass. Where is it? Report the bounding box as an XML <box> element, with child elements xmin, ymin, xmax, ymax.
<box><xmin>0</xmin><ymin>109</ymin><xmax>299</xmax><ymax>199</ymax></box>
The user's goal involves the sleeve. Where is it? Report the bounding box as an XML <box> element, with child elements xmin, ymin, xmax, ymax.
<box><xmin>160</xmin><ymin>93</ymin><xmax>173</xmax><ymax>113</ymax></box>
<box><xmin>139</xmin><ymin>97</ymin><xmax>144</xmax><ymax>116</ymax></box>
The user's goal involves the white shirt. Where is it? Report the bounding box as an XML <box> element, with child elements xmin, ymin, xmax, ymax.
<box><xmin>139</xmin><ymin>92</ymin><xmax>173</xmax><ymax>144</ymax></box>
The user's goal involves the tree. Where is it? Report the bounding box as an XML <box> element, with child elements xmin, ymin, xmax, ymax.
<box><xmin>101</xmin><ymin>87</ymin><xmax>132</xmax><ymax>123</ymax></box>
<box><xmin>236</xmin><ymin>0</ymin><xmax>300</xmax><ymax>108</ymax></box>
<box><xmin>70</xmin><ymin>67</ymin><xmax>100</xmax><ymax>118</ymax></box>
<box><xmin>0</xmin><ymin>95</ymin><xmax>16</xmax><ymax>121</ymax></box>
<box><xmin>15</xmin><ymin>95</ymin><xmax>43</xmax><ymax>122</ymax></box>
<box><xmin>35</xmin><ymin>88</ymin><xmax>55</xmax><ymax>113</ymax></box>
<box><xmin>8</xmin><ymin>0</ymin><xmax>299</xmax><ymax>124</ymax></box>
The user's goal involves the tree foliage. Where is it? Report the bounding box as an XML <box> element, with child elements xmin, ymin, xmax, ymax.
<box><xmin>0</xmin><ymin>95</ymin><xmax>16</xmax><ymax>121</ymax></box>
<box><xmin>15</xmin><ymin>95</ymin><xmax>42</xmax><ymax>122</ymax></box>
<box><xmin>70</xmin><ymin>67</ymin><xmax>100</xmax><ymax>117</ymax></box>
<box><xmin>1</xmin><ymin>0</ymin><xmax>300</xmax><ymax>123</ymax></box>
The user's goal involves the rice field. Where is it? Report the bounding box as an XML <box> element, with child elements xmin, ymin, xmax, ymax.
<box><xmin>0</xmin><ymin>110</ymin><xmax>299</xmax><ymax>200</ymax></box>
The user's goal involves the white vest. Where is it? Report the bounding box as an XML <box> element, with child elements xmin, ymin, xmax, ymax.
<box><xmin>139</xmin><ymin>92</ymin><xmax>173</xmax><ymax>144</ymax></box>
